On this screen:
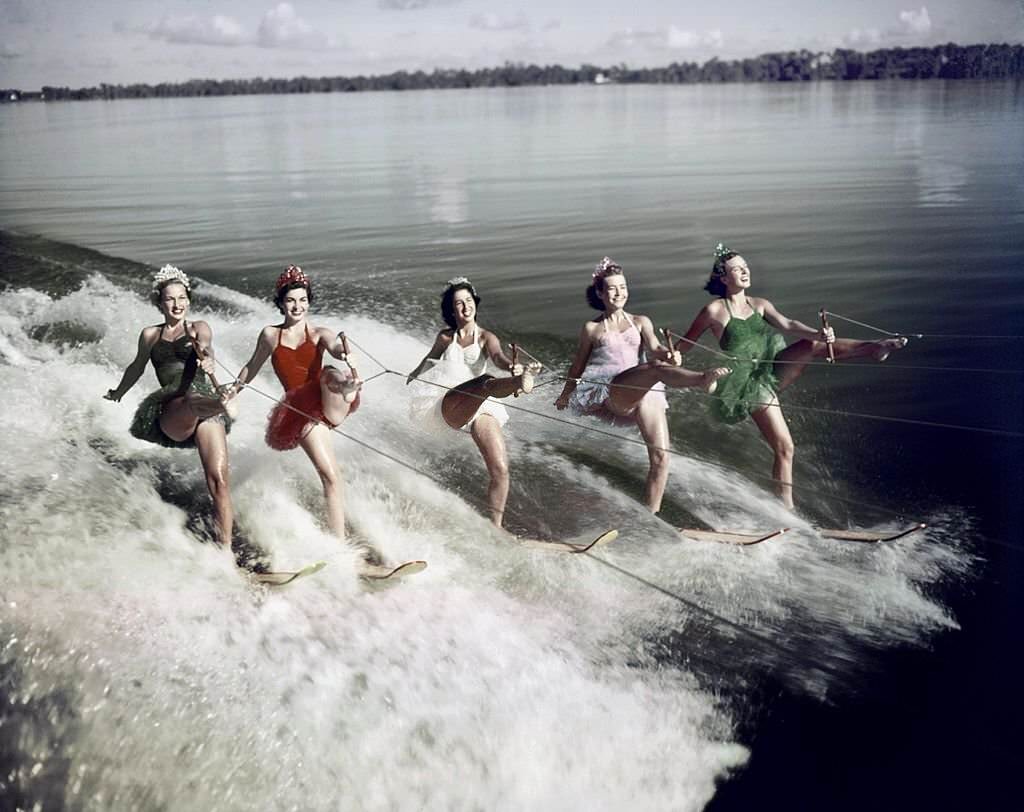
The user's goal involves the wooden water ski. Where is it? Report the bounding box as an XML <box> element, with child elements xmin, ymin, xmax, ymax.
<box><xmin>518</xmin><ymin>528</ymin><xmax>619</xmax><ymax>554</ymax></box>
<box><xmin>678</xmin><ymin>527</ymin><xmax>789</xmax><ymax>546</ymax></box>
<box><xmin>359</xmin><ymin>560</ymin><xmax>428</xmax><ymax>581</ymax></box>
<box><xmin>817</xmin><ymin>523</ymin><xmax>926</xmax><ymax>543</ymax></box>
<box><xmin>251</xmin><ymin>560</ymin><xmax>327</xmax><ymax>587</ymax></box>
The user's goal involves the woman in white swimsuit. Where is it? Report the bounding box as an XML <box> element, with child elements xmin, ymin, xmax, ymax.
<box><xmin>407</xmin><ymin>277</ymin><xmax>538</xmax><ymax>529</ymax></box>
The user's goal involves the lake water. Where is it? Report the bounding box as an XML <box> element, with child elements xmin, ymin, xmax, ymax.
<box><xmin>1</xmin><ymin>81</ymin><xmax>1022</xmax><ymax>809</ymax></box>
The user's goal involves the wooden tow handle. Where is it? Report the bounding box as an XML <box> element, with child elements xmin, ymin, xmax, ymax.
<box><xmin>661</xmin><ymin>327</ymin><xmax>679</xmax><ymax>364</ymax></box>
<box><xmin>819</xmin><ymin>308</ymin><xmax>835</xmax><ymax>364</ymax></box>
<box><xmin>339</xmin><ymin>332</ymin><xmax>358</xmax><ymax>379</ymax></box>
<box><xmin>187</xmin><ymin>328</ymin><xmax>223</xmax><ymax>389</ymax></box>
<box><xmin>511</xmin><ymin>343</ymin><xmax>520</xmax><ymax>397</ymax></box>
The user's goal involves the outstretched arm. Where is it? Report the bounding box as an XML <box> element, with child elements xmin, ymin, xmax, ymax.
<box><xmin>760</xmin><ymin>299</ymin><xmax>832</xmax><ymax>342</ymax></box>
<box><xmin>230</xmin><ymin>326</ymin><xmax>276</xmax><ymax>394</ymax></box>
<box><xmin>676</xmin><ymin>305</ymin><xmax>717</xmax><ymax>356</ymax></box>
<box><xmin>554</xmin><ymin>324</ymin><xmax>595</xmax><ymax>409</ymax></box>
<box><xmin>636</xmin><ymin>314</ymin><xmax>680</xmax><ymax>364</ymax></box>
<box><xmin>480</xmin><ymin>330</ymin><xmax>523</xmax><ymax>374</ymax></box>
<box><xmin>406</xmin><ymin>331</ymin><xmax>448</xmax><ymax>384</ymax></box>
<box><xmin>105</xmin><ymin>327</ymin><xmax>156</xmax><ymax>401</ymax></box>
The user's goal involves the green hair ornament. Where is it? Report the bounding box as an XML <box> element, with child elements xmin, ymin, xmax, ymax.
<box><xmin>712</xmin><ymin>242</ymin><xmax>735</xmax><ymax>276</ymax></box>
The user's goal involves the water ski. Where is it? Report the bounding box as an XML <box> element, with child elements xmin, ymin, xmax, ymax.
<box><xmin>250</xmin><ymin>560</ymin><xmax>327</xmax><ymax>587</ymax></box>
<box><xmin>518</xmin><ymin>528</ymin><xmax>619</xmax><ymax>554</ymax></box>
<box><xmin>678</xmin><ymin>528</ymin><xmax>789</xmax><ymax>546</ymax></box>
<box><xmin>817</xmin><ymin>523</ymin><xmax>926</xmax><ymax>543</ymax></box>
<box><xmin>359</xmin><ymin>560</ymin><xmax>428</xmax><ymax>581</ymax></box>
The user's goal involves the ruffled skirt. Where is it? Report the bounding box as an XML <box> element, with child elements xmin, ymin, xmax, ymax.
<box><xmin>129</xmin><ymin>376</ymin><xmax>231</xmax><ymax>449</ymax></box>
<box><xmin>568</xmin><ymin>363</ymin><xmax>667</xmax><ymax>421</ymax></box>
<box><xmin>266</xmin><ymin>371</ymin><xmax>361</xmax><ymax>451</ymax></box>
<box><xmin>409</xmin><ymin>360</ymin><xmax>509</xmax><ymax>433</ymax></box>
<box><xmin>710</xmin><ymin>333</ymin><xmax>788</xmax><ymax>424</ymax></box>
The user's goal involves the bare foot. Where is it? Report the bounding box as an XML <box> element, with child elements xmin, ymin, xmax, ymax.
<box><xmin>702</xmin><ymin>367</ymin><xmax>730</xmax><ymax>394</ymax></box>
<box><xmin>873</xmin><ymin>336</ymin><xmax>908</xmax><ymax>362</ymax></box>
<box><xmin>341</xmin><ymin>375</ymin><xmax>362</xmax><ymax>404</ymax></box>
<box><xmin>517</xmin><ymin>367</ymin><xmax>535</xmax><ymax>395</ymax></box>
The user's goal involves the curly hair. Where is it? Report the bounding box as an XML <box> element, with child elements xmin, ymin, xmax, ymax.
<box><xmin>586</xmin><ymin>258</ymin><xmax>625</xmax><ymax>311</ymax></box>
<box><xmin>274</xmin><ymin>280</ymin><xmax>315</xmax><ymax>314</ymax></box>
<box><xmin>150</xmin><ymin>279</ymin><xmax>194</xmax><ymax>310</ymax></box>
<box><xmin>704</xmin><ymin>251</ymin><xmax>739</xmax><ymax>297</ymax></box>
<box><xmin>441</xmin><ymin>282</ymin><xmax>481</xmax><ymax>329</ymax></box>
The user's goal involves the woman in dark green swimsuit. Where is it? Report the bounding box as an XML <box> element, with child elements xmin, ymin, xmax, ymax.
<box><xmin>677</xmin><ymin>244</ymin><xmax>907</xmax><ymax>509</ymax></box>
<box><xmin>105</xmin><ymin>265</ymin><xmax>237</xmax><ymax>548</ymax></box>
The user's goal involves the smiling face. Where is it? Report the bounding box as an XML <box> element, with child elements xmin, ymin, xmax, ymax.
<box><xmin>598</xmin><ymin>273</ymin><xmax>628</xmax><ymax>312</ymax></box>
<box><xmin>721</xmin><ymin>255</ymin><xmax>751</xmax><ymax>291</ymax></box>
<box><xmin>281</xmin><ymin>287</ymin><xmax>310</xmax><ymax>322</ymax></box>
<box><xmin>451</xmin><ymin>288</ymin><xmax>476</xmax><ymax>326</ymax></box>
<box><xmin>158</xmin><ymin>282</ymin><xmax>190</xmax><ymax>321</ymax></box>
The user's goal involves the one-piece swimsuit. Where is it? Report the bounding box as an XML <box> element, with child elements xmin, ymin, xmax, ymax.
<box><xmin>265</xmin><ymin>324</ymin><xmax>360</xmax><ymax>450</ymax></box>
<box><xmin>129</xmin><ymin>320</ymin><xmax>231</xmax><ymax>448</ymax></box>
<box><xmin>409</xmin><ymin>323</ymin><xmax>509</xmax><ymax>431</ymax></box>
<box><xmin>568</xmin><ymin>312</ymin><xmax>667</xmax><ymax>418</ymax></box>
<box><xmin>710</xmin><ymin>299</ymin><xmax>787</xmax><ymax>424</ymax></box>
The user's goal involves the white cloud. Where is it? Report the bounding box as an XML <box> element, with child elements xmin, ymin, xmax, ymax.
<box><xmin>144</xmin><ymin>14</ymin><xmax>248</xmax><ymax>47</ymax></box>
<box><xmin>667</xmin><ymin>26</ymin><xmax>723</xmax><ymax>50</ymax></box>
<box><xmin>379</xmin><ymin>0</ymin><xmax>461</xmax><ymax>8</ymax></box>
<box><xmin>899</xmin><ymin>6</ymin><xmax>932</xmax><ymax>36</ymax></box>
<box><xmin>258</xmin><ymin>3</ymin><xmax>332</xmax><ymax>49</ymax></box>
<box><xmin>469</xmin><ymin>13</ymin><xmax>530</xmax><ymax>33</ymax></box>
<box><xmin>842</xmin><ymin>27</ymin><xmax>883</xmax><ymax>48</ymax></box>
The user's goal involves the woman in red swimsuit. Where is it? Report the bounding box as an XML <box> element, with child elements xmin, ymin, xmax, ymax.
<box><xmin>230</xmin><ymin>266</ymin><xmax>362</xmax><ymax>542</ymax></box>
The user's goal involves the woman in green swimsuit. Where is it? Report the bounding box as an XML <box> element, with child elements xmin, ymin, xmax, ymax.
<box><xmin>677</xmin><ymin>244</ymin><xmax>907</xmax><ymax>509</ymax></box>
<box><xmin>105</xmin><ymin>265</ymin><xmax>237</xmax><ymax>548</ymax></box>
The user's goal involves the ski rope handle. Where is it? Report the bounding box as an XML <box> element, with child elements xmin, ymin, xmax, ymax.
<box><xmin>339</xmin><ymin>332</ymin><xmax>359</xmax><ymax>379</ymax></box>
<box><xmin>819</xmin><ymin>308</ymin><xmax>835</xmax><ymax>364</ymax></box>
<box><xmin>511</xmin><ymin>342</ymin><xmax>520</xmax><ymax>397</ymax></box>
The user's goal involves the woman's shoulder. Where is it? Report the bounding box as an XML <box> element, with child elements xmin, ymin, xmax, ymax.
<box><xmin>702</xmin><ymin>299</ymin><xmax>728</xmax><ymax>318</ymax></box>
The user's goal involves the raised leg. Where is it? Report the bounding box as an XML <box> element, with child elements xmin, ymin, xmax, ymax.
<box><xmin>319</xmin><ymin>366</ymin><xmax>362</xmax><ymax>426</ymax></box>
<box><xmin>469</xmin><ymin>414</ymin><xmax>510</xmax><ymax>528</ymax></box>
<box><xmin>606</xmin><ymin>363</ymin><xmax>729</xmax><ymax>416</ymax></box>
<box><xmin>632</xmin><ymin>398</ymin><xmax>671</xmax><ymax>513</ymax></box>
<box><xmin>441</xmin><ymin>370</ymin><xmax>533</xmax><ymax>430</ymax></box>
<box><xmin>297</xmin><ymin>423</ymin><xmax>347</xmax><ymax>542</ymax></box>
<box><xmin>775</xmin><ymin>337</ymin><xmax>908</xmax><ymax>391</ymax></box>
<box><xmin>750</xmin><ymin>397</ymin><xmax>796</xmax><ymax>509</ymax></box>
<box><xmin>193</xmin><ymin>420</ymin><xmax>234</xmax><ymax>549</ymax></box>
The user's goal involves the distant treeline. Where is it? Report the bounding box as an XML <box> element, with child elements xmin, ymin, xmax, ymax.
<box><xmin>4</xmin><ymin>43</ymin><xmax>1022</xmax><ymax>103</ymax></box>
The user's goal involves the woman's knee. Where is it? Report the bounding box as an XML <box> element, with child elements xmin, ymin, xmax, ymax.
<box><xmin>772</xmin><ymin>435</ymin><xmax>795</xmax><ymax>460</ymax></box>
<box><xmin>206</xmin><ymin>466</ymin><xmax>230</xmax><ymax>497</ymax></box>
<box><xmin>315</xmin><ymin>462</ymin><xmax>341</xmax><ymax>490</ymax></box>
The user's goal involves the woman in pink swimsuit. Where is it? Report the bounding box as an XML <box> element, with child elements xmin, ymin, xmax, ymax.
<box><xmin>555</xmin><ymin>257</ymin><xmax>728</xmax><ymax>513</ymax></box>
<box><xmin>230</xmin><ymin>266</ymin><xmax>362</xmax><ymax>542</ymax></box>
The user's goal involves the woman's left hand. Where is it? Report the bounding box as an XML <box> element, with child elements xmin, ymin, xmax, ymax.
<box><xmin>819</xmin><ymin>326</ymin><xmax>835</xmax><ymax>343</ymax></box>
<box><xmin>199</xmin><ymin>356</ymin><xmax>216</xmax><ymax>375</ymax></box>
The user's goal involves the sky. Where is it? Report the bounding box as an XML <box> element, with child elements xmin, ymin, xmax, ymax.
<box><xmin>2</xmin><ymin>0</ymin><xmax>1023</xmax><ymax>89</ymax></box>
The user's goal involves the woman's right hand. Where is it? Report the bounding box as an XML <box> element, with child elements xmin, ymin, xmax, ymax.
<box><xmin>104</xmin><ymin>389</ymin><xmax>121</xmax><ymax>402</ymax></box>
<box><xmin>554</xmin><ymin>394</ymin><xmax>570</xmax><ymax>411</ymax></box>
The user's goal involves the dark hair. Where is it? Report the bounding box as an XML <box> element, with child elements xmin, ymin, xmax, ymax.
<box><xmin>151</xmin><ymin>279</ymin><xmax>192</xmax><ymax>309</ymax></box>
<box><xmin>704</xmin><ymin>251</ymin><xmax>738</xmax><ymax>297</ymax></box>
<box><xmin>585</xmin><ymin>261</ymin><xmax>625</xmax><ymax>311</ymax></box>
<box><xmin>274</xmin><ymin>281</ymin><xmax>315</xmax><ymax>314</ymax></box>
<box><xmin>441</xmin><ymin>283</ymin><xmax>481</xmax><ymax>329</ymax></box>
